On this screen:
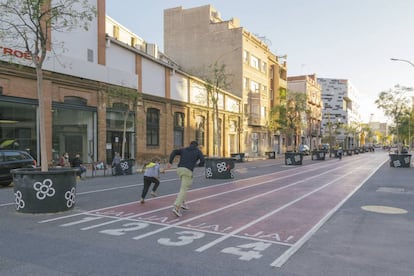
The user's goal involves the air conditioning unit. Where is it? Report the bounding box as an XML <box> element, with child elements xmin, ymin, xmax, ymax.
<box><xmin>146</xmin><ymin>43</ymin><xmax>158</xmax><ymax>58</ymax></box>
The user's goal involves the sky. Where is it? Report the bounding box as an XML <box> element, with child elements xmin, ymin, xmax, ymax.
<box><xmin>106</xmin><ymin>0</ymin><xmax>414</xmax><ymax>123</ymax></box>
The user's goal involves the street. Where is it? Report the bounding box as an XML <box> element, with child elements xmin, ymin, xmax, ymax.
<box><xmin>1</xmin><ymin>150</ymin><xmax>413</xmax><ymax>276</ymax></box>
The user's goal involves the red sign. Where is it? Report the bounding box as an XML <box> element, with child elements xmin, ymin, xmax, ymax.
<box><xmin>0</xmin><ymin>46</ymin><xmax>38</xmax><ymax>61</ymax></box>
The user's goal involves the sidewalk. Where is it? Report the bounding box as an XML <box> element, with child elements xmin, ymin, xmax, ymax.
<box><xmin>280</xmin><ymin>155</ymin><xmax>414</xmax><ymax>275</ymax></box>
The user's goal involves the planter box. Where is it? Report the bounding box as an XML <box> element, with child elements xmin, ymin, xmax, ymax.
<box><xmin>285</xmin><ymin>152</ymin><xmax>303</xmax><ymax>165</ymax></box>
<box><xmin>12</xmin><ymin>167</ymin><xmax>77</xmax><ymax>213</ymax></box>
<box><xmin>205</xmin><ymin>158</ymin><xmax>235</xmax><ymax>179</ymax></box>
<box><xmin>265</xmin><ymin>151</ymin><xmax>276</xmax><ymax>159</ymax></box>
<box><xmin>230</xmin><ymin>153</ymin><xmax>245</xmax><ymax>162</ymax></box>
<box><xmin>389</xmin><ymin>154</ymin><xmax>411</xmax><ymax>168</ymax></box>
<box><xmin>311</xmin><ymin>151</ymin><xmax>326</xmax><ymax>160</ymax></box>
<box><xmin>115</xmin><ymin>159</ymin><xmax>135</xmax><ymax>175</ymax></box>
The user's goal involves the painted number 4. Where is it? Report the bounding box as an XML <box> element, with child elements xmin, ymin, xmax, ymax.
<box><xmin>221</xmin><ymin>242</ymin><xmax>271</xmax><ymax>261</ymax></box>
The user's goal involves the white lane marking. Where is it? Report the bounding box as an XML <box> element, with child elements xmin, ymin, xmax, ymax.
<box><xmin>131</xmin><ymin>165</ymin><xmax>351</xmax><ymax>241</ymax></box>
<box><xmin>195</xmin><ymin>171</ymin><xmax>354</xmax><ymax>253</ymax></box>
<box><xmin>38</xmin><ymin>153</ymin><xmax>384</xmax><ymax>226</ymax></box>
<box><xmin>38</xmin><ymin>161</ymin><xmax>340</xmax><ymax>224</ymax></box>
<box><xmin>68</xmin><ymin>164</ymin><xmax>344</xmax><ymax>232</ymax></box>
<box><xmin>270</xmin><ymin>157</ymin><xmax>388</xmax><ymax>268</ymax></box>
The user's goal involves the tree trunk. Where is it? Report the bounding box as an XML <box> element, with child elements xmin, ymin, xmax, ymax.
<box><xmin>121</xmin><ymin>110</ymin><xmax>129</xmax><ymax>160</ymax></box>
<box><xmin>36</xmin><ymin>66</ymin><xmax>48</xmax><ymax>171</ymax></box>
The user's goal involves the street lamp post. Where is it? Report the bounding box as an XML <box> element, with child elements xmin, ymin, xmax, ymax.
<box><xmin>390</xmin><ymin>58</ymin><xmax>414</xmax><ymax>151</ymax></box>
<box><xmin>390</xmin><ymin>58</ymin><xmax>414</xmax><ymax>67</ymax></box>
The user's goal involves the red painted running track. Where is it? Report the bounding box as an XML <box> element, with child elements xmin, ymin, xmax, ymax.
<box><xmin>41</xmin><ymin>153</ymin><xmax>388</xmax><ymax>267</ymax></box>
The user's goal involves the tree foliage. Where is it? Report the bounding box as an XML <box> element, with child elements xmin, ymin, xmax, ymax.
<box><xmin>106</xmin><ymin>87</ymin><xmax>140</xmax><ymax>160</ymax></box>
<box><xmin>375</xmin><ymin>84</ymin><xmax>413</xmax><ymax>149</ymax></box>
<box><xmin>375</xmin><ymin>85</ymin><xmax>412</xmax><ymax>124</ymax></box>
<box><xmin>201</xmin><ymin>62</ymin><xmax>231</xmax><ymax>156</ymax></box>
<box><xmin>0</xmin><ymin>0</ymin><xmax>96</xmax><ymax>171</ymax></box>
<box><xmin>270</xmin><ymin>90</ymin><xmax>308</xmax><ymax>150</ymax></box>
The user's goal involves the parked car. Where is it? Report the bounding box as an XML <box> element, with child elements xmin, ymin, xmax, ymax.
<box><xmin>299</xmin><ymin>144</ymin><xmax>310</xmax><ymax>155</ymax></box>
<box><xmin>320</xmin><ymin>143</ymin><xmax>330</xmax><ymax>153</ymax></box>
<box><xmin>0</xmin><ymin>150</ymin><xmax>36</xmax><ymax>187</ymax></box>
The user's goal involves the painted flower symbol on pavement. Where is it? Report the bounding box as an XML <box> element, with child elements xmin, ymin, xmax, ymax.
<box><xmin>65</xmin><ymin>187</ymin><xmax>76</xmax><ymax>208</ymax></box>
<box><xmin>33</xmin><ymin>178</ymin><xmax>56</xmax><ymax>200</ymax></box>
<box><xmin>14</xmin><ymin>190</ymin><xmax>25</xmax><ymax>210</ymax></box>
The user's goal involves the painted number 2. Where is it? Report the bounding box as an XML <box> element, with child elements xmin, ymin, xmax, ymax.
<box><xmin>221</xmin><ymin>242</ymin><xmax>271</xmax><ymax>261</ymax></box>
<box><xmin>99</xmin><ymin>222</ymin><xmax>149</xmax><ymax>236</ymax></box>
<box><xmin>158</xmin><ymin>231</ymin><xmax>205</xmax><ymax>246</ymax></box>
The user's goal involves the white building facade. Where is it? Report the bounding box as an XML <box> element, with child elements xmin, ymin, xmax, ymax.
<box><xmin>0</xmin><ymin>0</ymin><xmax>241</xmax><ymax>166</ymax></box>
<box><xmin>318</xmin><ymin>78</ymin><xmax>362</xmax><ymax>149</ymax></box>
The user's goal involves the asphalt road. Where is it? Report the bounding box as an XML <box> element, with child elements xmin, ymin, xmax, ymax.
<box><xmin>1</xmin><ymin>149</ymin><xmax>413</xmax><ymax>276</ymax></box>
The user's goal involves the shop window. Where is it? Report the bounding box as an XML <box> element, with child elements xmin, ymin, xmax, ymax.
<box><xmin>0</xmin><ymin>100</ymin><xmax>37</xmax><ymax>159</ymax></box>
<box><xmin>146</xmin><ymin>108</ymin><xmax>159</xmax><ymax>146</ymax></box>
<box><xmin>174</xmin><ymin>112</ymin><xmax>184</xmax><ymax>147</ymax></box>
<box><xmin>195</xmin><ymin>115</ymin><xmax>205</xmax><ymax>147</ymax></box>
<box><xmin>52</xmin><ymin>106</ymin><xmax>96</xmax><ymax>165</ymax></box>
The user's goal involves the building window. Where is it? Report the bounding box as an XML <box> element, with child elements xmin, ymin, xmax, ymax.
<box><xmin>146</xmin><ymin>108</ymin><xmax>159</xmax><ymax>146</ymax></box>
<box><xmin>106</xmin><ymin>104</ymin><xmax>135</xmax><ymax>164</ymax></box>
<box><xmin>250</xmin><ymin>55</ymin><xmax>259</xmax><ymax>70</ymax></box>
<box><xmin>0</xmin><ymin>100</ymin><xmax>37</xmax><ymax>160</ymax></box>
<box><xmin>174</xmin><ymin>112</ymin><xmax>184</xmax><ymax>147</ymax></box>
<box><xmin>229</xmin><ymin>120</ymin><xmax>237</xmax><ymax>132</ymax></box>
<box><xmin>243</xmin><ymin>77</ymin><xmax>249</xmax><ymax>91</ymax></box>
<box><xmin>195</xmin><ymin>115</ymin><xmax>205</xmax><ymax>147</ymax></box>
<box><xmin>87</xmin><ymin>49</ymin><xmax>93</xmax><ymax>62</ymax></box>
<box><xmin>261</xmin><ymin>106</ymin><xmax>266</xmax><ymax>118</ymax></box>
<box><xmin>251</xmin><ymin>104</ymin><xmax>260</xmax><ymax>116</ymax></box>
<box><xmin>243</xmin><ymin>50</ymin><xmax>249</xmax><ymax>64</ymax></box>
<box><xmin>262</xmin><ymin>61</ymin><xmax>267</xmax><ymax>73</ymax></box>
<box><xmin>250</xmin><ymin>80</ymin><xmax>259</xmax><ymax>93</ymax></box>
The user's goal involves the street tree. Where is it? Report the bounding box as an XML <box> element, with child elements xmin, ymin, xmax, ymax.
<box><xmin>375</xmin><ymin>84</ymin><xmax>413</xmax><ymax>152</ymax></box>
<box><xmin>202</xmin><ymin>62</ymin><xmax>231</xmax><ymax>156</ymax></box>
<box><xmin>106</xmin><ymin>86</ymin><xmax>140</xmax><ymax>160</ymax></box>
<box><xmin>0</xmin><ymin>0</ymin><xmax>96</xmax><ymax>171</ymax></box>
<box><xmin>270</xmin><ymin>90</ymin><xmax>308</xmax><ymax>151</ymax></box>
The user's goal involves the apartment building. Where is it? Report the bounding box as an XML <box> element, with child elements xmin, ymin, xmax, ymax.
<box><xmin>317</xmin><ymin>78</ymin><xmax>362</xmax><ymax>149</ymax></box>
<box><xmin>164</xmin><ymin>5</ymin><xmax>288</xmax><ymax>157</ymax></box>
<box><xmin>0</xmin><ymin>0</ymin><xmax>241</xmax><ymax>166</ymax></box>
<box><xmin>287</xmin><ymin>74</ymin><xmax>323</xmax><ymax>150</ymax></box>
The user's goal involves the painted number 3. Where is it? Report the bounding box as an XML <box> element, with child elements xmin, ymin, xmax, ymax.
<box><xmin>158</xmin><ymin>231</ymin><xmax>205</xmax><ymax>246</ymax></box>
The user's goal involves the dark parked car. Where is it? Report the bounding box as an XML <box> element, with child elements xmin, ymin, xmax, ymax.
<box><xmin>0</xmin><ymin>150</ymin><xmax>36</xmax><ymax>187</ymax></box>
<box><xmin>320</xmin><ymin>143</ymin><xmax>330</xmax><ymax>153</ymax></box>
<box><xmin>299</xmin><ymin>144</ymin><xmax>310</xmax><ymax>155</ymax></box>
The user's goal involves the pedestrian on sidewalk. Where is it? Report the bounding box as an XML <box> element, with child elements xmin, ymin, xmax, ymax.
<box><xmin>166</xmin><ymin>141</ymin><xmax>205</xmax><ymax>217</ymax></box>
<box><xmin>112</xmin><ymin>152</ymin><xmax>123</xmax><ymax>176</ymax></box>
<box><xmin>337</xmin><ymin>147</ymin><xmax>343</xmax><ymax>160</ymax></box>
<box><xmin>71</xmin><ymin>153</ymin><xmax>87</xmax><ymax>179</ymax></box>
<box><xmin>140</xmin><ymin>157</ymin><xmax>164</xmax><ymax>203</ymax></box>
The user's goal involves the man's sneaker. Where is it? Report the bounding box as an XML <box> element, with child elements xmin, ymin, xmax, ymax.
<box><xmin>150</xmin><ymin>191</ymin><xmax>157</xmax><ymax>197</ymax></box>
<box><xmin>140</xmin><ymin>198</ymin><xmax>145</xmax><ymax>204</ymax></box>
<box><xmin>181</xmin><ymin>203</ymin><xmax>189</xmax><ymax>210</ymax></box>
<box><xmin>172</xmin><ymin>208</ymin><xmax>182</xmax><ymax>217</ymax></box>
